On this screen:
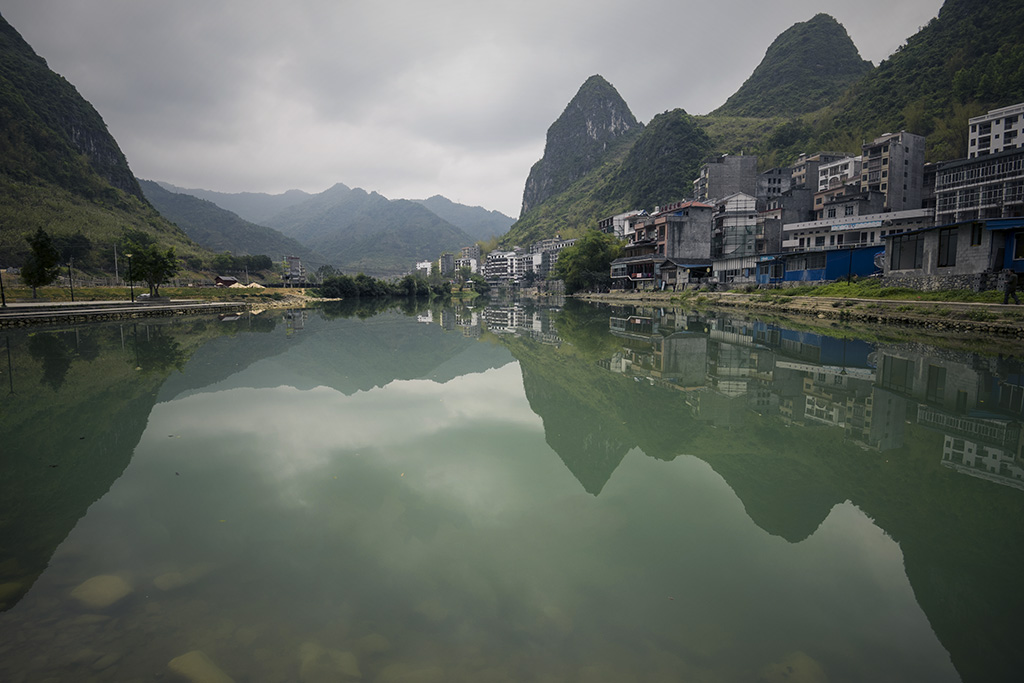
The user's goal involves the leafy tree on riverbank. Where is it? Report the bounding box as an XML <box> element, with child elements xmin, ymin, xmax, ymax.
<box><xmin>21</xmin><ymin>228</ymin><xmax>62</xmax><ymax>298</ymax></box>
<box><xmin>316</xmin><ymin>272</ymin><xmax>448</xmax><ymax>299</ymax></box>
<box><xmin>126</xmin><ymin>242</ymin><xmax>180</xmax><ymax>297</ymax></box>
<box><xmin>553</xmin><ymin>229</ymin><xmax>623</xmax><ymax>294</ymax></box>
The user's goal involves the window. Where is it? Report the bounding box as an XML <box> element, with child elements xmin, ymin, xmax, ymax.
<box><xmin>881</xmin><ymin>356</ymin><xmax>914</xmax><ymax>393</ymax></box>
<box><xmin>815</xmin><ymin>236</ymin><xmax>826</xmax><ymax>246</ymax></box>
<box><xmin>807</xmin><ymin>253</ymin><xmax>826</xmax><ymax>269</ymax></box>
<box><xmin>845</xmin><ymin>205</ymin><xmax>855</xmax><ymax>216</ymax></box>
<box><xmin>827</xmin><ymin>207</ymin><xmax>837</xmax><ymax>218</ymax></box>
<box><xmin>971</xmin><ymin>222</ymin><xmax>984</xmax><ymax>246</ymax></box>
<box><xmin>1015</xmin><ymin>232</ymin><xmax>1024</xmax><ymax>260</ymax></box>
<box><xmin>926</xmin><ymin>365</ymin><xmax>947</xmax><ymax>402</ymax></box>
<box><xmin>891</xmin><ymin>233</ymin><xmax>924</xmax><ymax>270</ymax></box>
<box><xmin>938</xmin><ymin>227</ymin><xmax>958</xmax><ymax>267</ymax></box>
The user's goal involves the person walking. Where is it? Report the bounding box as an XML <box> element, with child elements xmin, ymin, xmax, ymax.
<box><xmin>1003</xmin><ymin>269</ymin><xmax>1020</xmax><ymax>305</ymax></box>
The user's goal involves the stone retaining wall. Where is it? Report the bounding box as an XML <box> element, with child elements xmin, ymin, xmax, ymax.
<box><xmin>0</xmin><ymin>303</ymin><xmax>249</xmax><ymax>328</ymax></box>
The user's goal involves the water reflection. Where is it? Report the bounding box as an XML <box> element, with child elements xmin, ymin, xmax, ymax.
<box><xmin>0</xmin><ymin>300</ymin><xmax>1022</xmax><ymax>682</ymax></box>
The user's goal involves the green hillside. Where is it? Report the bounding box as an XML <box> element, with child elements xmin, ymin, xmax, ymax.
<box><xmin>519</xmin><ymin>75</ymin><xmax>642</xmax><ymax>217</ymax></box>
<box><xmin>713</xmin><ymin>14</ymin><xmax>873</xmax><ymax>118</ymax></box>
<box><xmin>138</xmin><ymin>179</ymin><xmax>322</xmax><ymax>265</ymax></box>
<box><xmin>502</xmin><ymin>109</ymin><xmax>712</xmax><ymax>247</ymax></box>
<box><xmin>0</xmin><ymin>12</ymin><xmax>202</xmax><ymax>272</ymax></box>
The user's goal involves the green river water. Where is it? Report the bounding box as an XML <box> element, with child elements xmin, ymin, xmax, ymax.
<box><xmin>1</xmin><ymin>299</ymin><xmax>1022</xmax><ymax>682</ymax></box>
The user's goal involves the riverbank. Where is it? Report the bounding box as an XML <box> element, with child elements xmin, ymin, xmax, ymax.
<box><xmin>576</xmin><ymin>290</ymin><xmax>1024</xmax><ymax>338</ymax></box>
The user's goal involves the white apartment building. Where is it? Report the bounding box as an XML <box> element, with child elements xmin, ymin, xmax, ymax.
<box><xmin>818</xmin><ymin>156</ymin><xmax>862</xmax><ymax>192</ymax></box>
<box><xmin>968</xmin><ymin>102</ymin><xmax>1024</xmax><ymax>159</ymax></box>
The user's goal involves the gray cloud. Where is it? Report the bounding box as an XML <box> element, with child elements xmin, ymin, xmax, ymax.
<box><xmin>4</xmin><ymin>0</ymin><xmax>943</xmax><ymax>217</ymax></box>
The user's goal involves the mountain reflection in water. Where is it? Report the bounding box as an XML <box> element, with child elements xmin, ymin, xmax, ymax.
<box><xmin>0</xmin><ymin>298</ymin><xmax>1021</xmax><ymax>682</ymax></box>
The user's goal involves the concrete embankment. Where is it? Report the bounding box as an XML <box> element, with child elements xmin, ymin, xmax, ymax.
<box><xmin>0</xmin><ymin>300</ymin><xmax>252</xmax><ymax>328</ymax></box>
<box><xmin>576</xmin><ymin>291</ymin><xmax>1024</xmax><ymax>338</ymax></box>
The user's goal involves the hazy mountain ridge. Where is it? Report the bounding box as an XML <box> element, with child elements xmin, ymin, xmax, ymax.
<box><xmin>411</xmin><ymin>195</ymin><xmax>514</xmax><ymax>242</ymax></box>
<box><xmin>138</xmin><ymin>179</ymin><xmax>322</xmax><ymax>264</ymax></box>
<box><xmin>155</xmin><ymin>182</ymin><xmax>314</xmax><ymax>226</ymax></box>
<box><xmin>260</xmin><ymin>184</ymin><xmax>476</xmax><ymax>276</ymax></box>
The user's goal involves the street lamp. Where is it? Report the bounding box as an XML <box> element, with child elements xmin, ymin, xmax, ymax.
<box><xmin>67</xmin><ymin>257</ymin><xmax>75</xmax><ymax>302</ymax></box>
<box><xmin>125</xmin><ymin>252</ymin><xmax>134</xmax><ymax>302</ymax></box>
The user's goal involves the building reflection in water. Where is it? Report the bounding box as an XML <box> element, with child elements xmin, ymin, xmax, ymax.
<box><xmin>531</xmin><ymin>304</ymin><xmax>1024</xmax><ymax>491</ymax></box>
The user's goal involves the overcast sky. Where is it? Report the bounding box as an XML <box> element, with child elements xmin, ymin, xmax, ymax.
<box><xmin>5</xmin><ymin>0</ymin><xmax>943</xmax><ymax>218</ymax></box>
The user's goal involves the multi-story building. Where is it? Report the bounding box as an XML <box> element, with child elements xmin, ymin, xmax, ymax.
<box><xmin>758</xmin><ymin>167</ymin><xmax>792</xmax><ymax>203</ymax></box>
<box><xmin>439</xmin><ymin>252</ymin><xmax>455</xmax><ymax>276</ymax></box>
<box><xmin>460</xmin><ymin>244</ymin><xmax>481</xmax><ymax>262</ymax></box>
<box><xmin>760</xmin><ymin>188</ymin><xmax>814</xmax><ymax>254</ymax></box>
<box><xmin>934</xmin><ymin>147</ymin><xmax>1024</xmax><ymax>224</ymax></box>
<box><xmin>817</xmin><ymin>156</ymin><xmax>862</xmax><ymax>192</ymax></box>
<box><xmin>968</xmin><ymin>102</ymin><xmax>1024</xmax><ymax>159</ymax></box>
<box><xmin>860</xmin><ymin>131</ymin><xmax>926</xmax><ymax>211</ymax></box>
<box><xmin>598</xmin><ymin>210</ymin><xmax>646</xmax><ymax>240</ymax></box>
<box><xmin>711</xmin><ymin>193</ymin><xmax>759</xmax><ymax>259</ymax></box>
<box><xmin>485</xmin><ymin>251</ymin><xmax>516</xmax><ymax>281</ymax></box>
<box><xmin>284</xmin><ymin>256</ymin><xmax>305</xmax><ymax>286</ymax></box>
<box><xmin>694</xmin><ymin>154</ymin><xmax>758</xmax><ymax>202</ymax></box>
<box><xmin>791</xmin><ymin>152</ymin><xmax>846</xmax><ymax>190</ymax></box>
<box><xmin>782</xmin><ymin>208</ymin><xmax>933</xmax><ymax>252</ymax></box>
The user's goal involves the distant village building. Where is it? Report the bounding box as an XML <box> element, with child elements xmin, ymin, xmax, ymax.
<box><xmin>817</xmin><ymin>155</ymin><xmax>863</xmax><ymax>192</ymax></box>
<box><xmin>439</xmin><ymin>252</ymin><xmax>455</xmax><ymax>276</ymax></box>
<box><xmin>934</xmin><ymin>147</ymin><xmax>1024</xmax><ymax>224</ymax></box>
<box><xmin>758</xmin><ymin>167</ymin><xmax>792</xmax><ymax>202</ymax></box>
<box><xmin>968</xmin><ymin>102</ymin><xmax>1024</xmax><ymax>159</ymax></box>
<box><xmin>782</xmin><ymin>208</ymin><xmax>932</xmax><ymax>252</ymax></box>
<box><xmin>712</xmin><ymin>193</ymin><xmax>759</xmax><ymax>259</ymax></box>
<box><xmin>791</xmin><ymin>152</ymin><xmax>846</xmax><ymax>190</ymax></box>
<box><xmin>694</xmin><ymin>154</ymin><xmax>758</xmax><ymax>202</ymax></box>
<box><xmin>283</xmin><ymin>256</ymin><xmax>305</xmax><ymax>287</ymax></box>
<box><xmin>860</xmin><ymin>131</ymin><xmax>926</xmax><ymax>212</ymax></box>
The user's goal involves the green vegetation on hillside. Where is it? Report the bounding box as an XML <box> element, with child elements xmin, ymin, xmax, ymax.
<box><xmin>520</xmin><ymin>75</ymin><xmax>642</xmax><ymax>216</ymax></box>
<box><xmin>713</xmin><ymin>14</ymin><xmax>873</xmax><ymax>118</ymax></box>
<box><xmin>0</xmin><ymin>12</ymin><xmax>206</xmax><ymax>275</ymax></box>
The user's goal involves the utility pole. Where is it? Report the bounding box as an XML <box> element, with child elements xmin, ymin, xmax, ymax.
<box><xmin>68</xmin><ymin>257</ymin><xmax>75</xmax><ymax>302</ymax></box>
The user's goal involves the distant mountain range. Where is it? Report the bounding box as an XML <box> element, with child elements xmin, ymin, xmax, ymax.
<box><xmin>138</xmin><ymin>180</ymin><xmax>323</xmax><ymax>266</ymax></box>
<box><xmin>155</xmin><ymin>182</ymin><xmax>513</xmax><ymax>276</ymax></box>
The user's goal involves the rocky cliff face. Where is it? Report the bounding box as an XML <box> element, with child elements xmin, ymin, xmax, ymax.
<box><xmin>520</xmin><ymin>75</ymin><xmax>640</xmax><ymax>217</ymax></box>
<box><xmin>0</xmin><ymin>12</ymin><xmax>143</xmax><ymax>200</ymax></box>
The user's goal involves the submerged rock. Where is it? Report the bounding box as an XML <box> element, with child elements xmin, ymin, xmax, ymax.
<box><xmin>758</xmin><ymin>651</ymin><xmax>828</xmax><ymax>683</ymax></box>
<box><xmin>69</xmin><ymin>575</ymin><xmax>132</xmax><ymax>609</ymax></box>
<box><xmin>167</xmin><ymin>650</ymin><xmax>235</xmax><ymax>683</ymax></box>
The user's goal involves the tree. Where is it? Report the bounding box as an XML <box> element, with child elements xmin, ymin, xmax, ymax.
<box><xmin>315</xmin><ymin>264</ymin><xmax>338</xmax><ymax>284</ymax></box>
<box><xmin>21</xmin><ymin>228</ymin><xmax>62</xmax><ymax>298</ymax></box>
<box><xmin>552</xmin><ymin>230</ymin><xmax>623</xmax><ymax>294</ymax></box>
<box><xmin>128</xmin><ymin>243</ymin><xmax>180</xmax><ymax>297</ymax></box>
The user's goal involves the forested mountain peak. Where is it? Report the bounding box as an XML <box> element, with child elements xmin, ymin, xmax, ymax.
<box><xmin>713</xmin><ymin>13</ymin><xmax>873</xmax><ymax>118</ymax></box>
<box><xmin>519</xmin><ymin>75</ymin><xmax>641</xmax><ymax>217</ymax></box>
